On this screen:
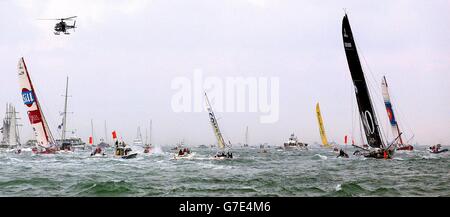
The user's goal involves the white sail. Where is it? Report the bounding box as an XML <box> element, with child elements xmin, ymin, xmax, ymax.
<box><xmin>1</xmin><ymin>104</ymin><xmax>20</xmax><ymax>147</ymax></box>
<box><xmin>18</xmin><ymin>57</ymin><xmax>54</xmax><ymax>148</ymax></box>
<box><xmin>9</xmin><ymin>105</ymin><xmax>19</xmax><ymax>146</ymax></box>
<box><xmin>133</xmin><ymin>126</ymin><xmax>143</xmax><ymax>146</ymax></box>
<box><xmin>205</xmin><ymin>92</ymin><xmax>226</xmax><ymax>150</ymax></box>
<box><xmin>1</xmin><ymin>105</ymin><xmax>11</xmax><ymax>146</ymax></box>
<box><xmin>381</xmin><ymin>76</ymin><xmax>403</xmax><ymax>145</ymax></box>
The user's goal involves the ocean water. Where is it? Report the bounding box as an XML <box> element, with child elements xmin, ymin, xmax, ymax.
<box><xmin>0</xmin><ymin>146</ymin><xmax>448</xmax><ymax>197</ymax></box>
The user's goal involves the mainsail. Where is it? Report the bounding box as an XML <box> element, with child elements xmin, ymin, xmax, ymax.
<box><xmin>205</xmin><ymin>92</ymin><xmax>225</xmax><ymax>150</ymax></box>
<box><xmin>315</xmin><ymin>103</ymin><xmax>330</xmax><ymax>147</ymax></box>
<box><xmin>18</xmin><ymin>57</ymin><xmax>55</xmax><ymax>148</ymax></box>
<box><xmin>381</xmin><ymin>76</ymin><xmax>403</xmax><ymax>145</ymax></box>
<box><xmin>342</xmin><ymin>14</ymin><xmax>384</xmax><ymax>149</ymax></box>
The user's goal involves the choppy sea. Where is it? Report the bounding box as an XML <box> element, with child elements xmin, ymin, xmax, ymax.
<box><xmin>0</xmin><ymin>145</ymin><xmax>448</xmax><ymax>197</ymax></box>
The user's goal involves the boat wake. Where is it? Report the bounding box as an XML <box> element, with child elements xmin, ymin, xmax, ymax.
<box><xmin>151</xmin><ymin>145</ymin><xmax>164</xmax><ymax>155</ymax></box>
<box><xmin>421</xmin><ymin>155</ymin><xmax>438</xmax><ymax>160</ymax></box>
<box><xmin>20</xmin><ymin>148</ymin><xmax>32</xmax><ymax>152</ymax></box>
<box><xmin>313</xmin><ymin>154</ymin><xmax>328</xmax><ymax>160</ymax></box>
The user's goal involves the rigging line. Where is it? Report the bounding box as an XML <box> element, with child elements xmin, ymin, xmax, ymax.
<box><xmin>389</xmin><ymin>90</ymin><xmax>415</xmax><ymax>141</ymax></box>
<box><xmin>354</xmin><ymin>40</ymin><xmax>388</xmax><ymax>146</ymax></box>
<box><xmin>358</xmin><ymin>110</ymin><xmax>364</xmax><ymax>145</ymax></box>
<box><xmin>34</xmin><ymin>85</ymin><xmax>56</xmax><ymax>144</ymax></box>
<box><xmin>347</xmin><ymin>79</ymin><xmax>354</xmax><ymax>142</ymax></box>
<box><xmin>350</xmin><ymin>80</ymin><xmax>355</xmax><ymax>144</ymax></box>
<box><xmin>353</xmin><ymin>38</ymin><xmax>385</xmax><ymax>106</ymax></box>
<box><xmin>354</xmin><ymin>40</ymin><xmax>384</xmax><ymax>97</ymax></box>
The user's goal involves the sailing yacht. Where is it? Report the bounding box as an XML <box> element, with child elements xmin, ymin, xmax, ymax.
<box><xmin>316</xmin><ymin>103</ymin><xmax>340</xmax><ymax>152</ymax></box>
<box><xmin>381</xmin><ymin>76</ymin><xmax>413</xmax><ymax>151</ymax></box>
<box><xmin>342</xmin><ymin>14</ymin><xmax>397</xmax><ymax>159</ymax></box>
<box><xmin>143</xmin><ymin>120</ymin><xmax>153</xmax><ymax>154</ymax></box>
<box><xmin>55</xmin><ymin>77</ymin><xmax>85</xmax><ymax>151</ymax></box>
<box><xmin>18</xmin><ymin>57</ymin><xmax>58</xmax><ymax>154</ymax></box>
<box><xmin>133</xmin><ymin>127</ymin><xmax>144</xmax><ymax>146</ymax></box>
<box><xmin>90</xmin><ymin>120</ymin><xmax>110</xmax><ymax>153</ymax></box>
<box><xmin>205</xmin><ymin>92</ymin><xmax>233</xmax><ymax>159</ymax></box>
<box><xmin>0</xmin><ymin>104</ymin><xmax>21</xmax><ymax>149</ymax></box>
<box><xmin>243</xmin><ymin>126</ymin><xmax>249</xmax><ymax>147</ymax></box>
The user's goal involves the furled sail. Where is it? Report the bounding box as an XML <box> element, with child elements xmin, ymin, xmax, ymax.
<box><xmin>381</xmin><ymin>76</ymin><xmax>403</xmax><ymax>145</ymax></box>
<box><xmin>342</xmin><ymin>15</ymin><xmax>384</xmax><ymax>149</ymax></box>
<box><xmin>9</xmin><ymin>105</ymin><xmax>19</xmax><ymax>146</ymax></box>
<box><xmin>1</xmin><ymin>104</ymin><xmax>20</xmax><ymax>147</ymax></box>
<box><xmin>18</xmin><ymin>57</ymin><xmax>55</xmax><ymax>148</ymax></box>
<box><xmin>1</xmin><ymin>105</ymin><xmax>11</xmax><ymax>146</ymax></box>
<box><xmin>315</xmin><ymin>103</ymin><xmax>330</xmax><ymax>147</ymax></box>
<box><xmin>205</xmin><ymin>92</ymin><xmax>225</xmax><ymax>150</ymax></box>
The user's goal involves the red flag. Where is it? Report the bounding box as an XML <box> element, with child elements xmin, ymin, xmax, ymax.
<box><xmin>112</xmin><ymin>131</ymin><xmax>117</xmax><ymax>140</ymax></box>
<box><xmin>344</xmin><ymin>135</ymin><xmax>348</xmax><ymax>144</ymax></box>
<box><xmin>89</xmin><ymin>136</ymin><xmax>93</xmax><ymax>145</ymax></box>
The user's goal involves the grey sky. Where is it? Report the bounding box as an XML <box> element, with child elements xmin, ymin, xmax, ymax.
<box><xmin>1</xmin><ymin>0</ymin><xmax>449</xmax><ymax>146</ymax></box>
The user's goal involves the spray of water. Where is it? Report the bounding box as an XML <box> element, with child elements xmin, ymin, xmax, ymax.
<box><xmin>152</xmin><ymin>145</ymin><xmax>164</xmax><ymax>155</ymax></box>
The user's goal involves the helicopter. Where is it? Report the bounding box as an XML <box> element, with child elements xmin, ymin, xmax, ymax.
<box><xmin>39</xmin><ymin>16</ymin><xmax>77</xmax><ymax>35</ymax></box>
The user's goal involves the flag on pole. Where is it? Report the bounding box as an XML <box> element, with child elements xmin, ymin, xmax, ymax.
<box><xmin>89</xmin><ymin>136</ymin><xmax>93</xmax><ymax>145</ymax></box>
<box><xmin>112</xmin><ymin>131</ymin><xmax>117</xmax><ymax>140</ymax></box>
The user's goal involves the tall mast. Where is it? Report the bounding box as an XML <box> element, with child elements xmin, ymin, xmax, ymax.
<box><xmin>9</xmin><ymin>104</ymin><xmax>20</xmax><ymax>146</ymax></box>
<box><xmin>245</xmin><ymin>126</ymin><xmax>248</xmax><ymax>145</ymax></box>
<box><xmin>145</xmin><ymin>124</ymin><xmax>148</xmax><ymax>145</ymax></box>
<box><xmin>342</xmin><ymin>14</ymin><xmax>384</xmax><ymax>149</ymax></box>
<box><xmin>91</xmin><ymin>119</ymin><xmax>94</xmax><ymax>145</ymax></box>
<box><xmin>136</xmin><ymin>126</ymin><xmax>142</xmax><ymax>141</ymax></box>
<box><xmin>3</xmin><ymin>104</ymin><xmax>10</xmax><ymax>144</ymax></box>
<box><xmin>14</xmin><ymin>105</ymin><xmax>21</xmax><ymax>146</ymax></box>
<box><xmin>4</xmin><ymin>104</ymin><xmax>11</xmax><ymax>145</ymax></box>
<box><xmin>104</xmin><ymin>120</ymin><xmax>108</xmax><ymax>144</ymax></box>
<box><xmin>62</xmin><ymin>76</ymin><xmax>69</xmax><ymax>141</ymax></box>
<box><xmin>149</xmin><ymin>120</ymin><xmax>152</xmax><ymax>144</ymax></box>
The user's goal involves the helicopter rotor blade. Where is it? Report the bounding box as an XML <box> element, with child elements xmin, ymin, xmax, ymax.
<box><xmin>38</xmin><ymin>16</ymin><xmax>77</xmax><ymax>21</ymax></box>
<box><xmin>62</xmin><ymin>16</ymin><xmax>77</xmax><ymax>20</ymax></box>
<box><xmin>37</xmin><ymin>18</ymin><xmax>62</xmax><ymax>21</ymax></box>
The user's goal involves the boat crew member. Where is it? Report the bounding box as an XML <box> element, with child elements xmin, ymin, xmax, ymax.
<box><xmin>338</xmin><ymin>149</ymin><xmax>349</xmax><ymax>158</ymax></box>
<box><xmin>227</xmin><ymin>152</ymin><xmax>233</xmax><ymax>158</ymax></box>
